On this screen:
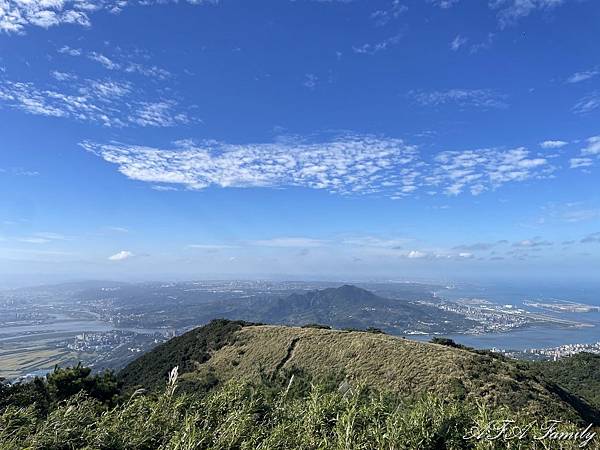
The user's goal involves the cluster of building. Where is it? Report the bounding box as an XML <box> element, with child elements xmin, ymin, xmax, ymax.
<box><xmin>525</xmin><ymin>341</ymin><xmax>600</xmax><ymax>360</ymax></box>
<box><xmin>427</xmin><ymin>300</ymin><xmax>531</xmax><ymax>333</ymax></box>
<box><xmin>493</xmin><ymin>341</ymin><xmax>600</xmax><ymax>361</ymax></box>
<box><xmin>65</xmin><ymin>330</ymin><xmax>165</xmax><ymax>354</ymax></box>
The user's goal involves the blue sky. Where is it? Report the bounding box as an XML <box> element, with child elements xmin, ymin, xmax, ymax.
<box><xmin>0</xmin><ymin>0</ymin><xmax>599</xmax><ymax>285</ymax></box>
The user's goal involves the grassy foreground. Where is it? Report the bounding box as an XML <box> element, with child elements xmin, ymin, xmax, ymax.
<box><xmin>1</xmin><ymin>366</ymin><xmax>597</xmax><ymax>450</ymax></box>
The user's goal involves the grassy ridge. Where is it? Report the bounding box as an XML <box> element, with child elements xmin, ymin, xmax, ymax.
<box><xmin>120</xmin><ymin>321</ymin><xmax>600</xmax><ymax>425</ymax></box>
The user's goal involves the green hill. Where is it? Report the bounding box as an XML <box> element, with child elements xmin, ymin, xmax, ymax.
<box><xmin>215</xmin><ymin>284</ymin><xmax>476</xmax><ymax>334</ymax></box>
<box><xmin>533</xmin><ymin>353</ymin><xmax>600</xmax><ymax>410</ymax></box>
<box><xmin>120</xmin><ymin>319</ymin><xmax>600</xmax><ymax>425</ymax></box>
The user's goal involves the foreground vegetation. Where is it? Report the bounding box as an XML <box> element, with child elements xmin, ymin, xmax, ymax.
<box><xmin>2</xmin><ymin>320</ymin><xmax>600</xmax><ymax>449</ymax></box>
<box><xmin>1</xmin><ymin>365</ymin><xmax>598</xmax><ymax>449</ymax></box>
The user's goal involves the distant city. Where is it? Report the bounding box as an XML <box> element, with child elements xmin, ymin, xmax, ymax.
<box><xmin>1</xmin><ymin>279</ymin><xmax>599</xmax><ymax>380</ymax></box>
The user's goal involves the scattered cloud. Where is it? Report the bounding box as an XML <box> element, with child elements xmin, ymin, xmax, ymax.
<box><xmin>57</xmin><ymin>45</ymin><xmax>82</xmax><ymax>56</ymax></box>
<box><xmin>407</xmin><ymin>250</ymin><xmax>427</xmax><ymax>259</ymax></box>
<box><xmin>302</xmin><ymin>73</ymin><xmax>318</xmax><ymax>90</ymax></box>
<box><xmin>428</xmin><ymin>0</ymin><xmax>459</xmax><ymax>9</ymax></box>
<box><xmin>0</xmin><ymin>0</ymin><xmax>92</xmax><ymax>34</ymax></box>
<box><xmin>490</xmin><ymin>0</ymin><xmax>574</xmax><ymax>28</ymax></box>
<box><xmin>81</xmin><ymin>135</ymin><xmax>421</xmax><ymax>196</ymax></box>
<box><xmin>573</xmin><ymin>91</ymin><xmax>600</xmax><ymax>115</ymax></box>
<box><xmin>569</xmin><ymin>136</ymin><xmax>600</xmax><ymax>169</ymax></box>
<box><xmin>129</xmin><ymin>101</ymin><xmax>191</xmax><ymax>127</ymax></box>
<box><xmin>108</xmin><ymin>250</ymin><xmax>134</xmax><ymax>261</ymax></box>
<box><xmin>450</xmin><ymin>35</ymin><xmax>468</xmax><ymax>51</ymax></box>
<box><xmin>0</xmin><ymin>167</ymin><xmax>39</xmax><ymax>177</ymax></box>
<box><xmin>82</xmin><ymin>136</ymin><xmax>567</xmax><ymax>199</ymax></box>
<box><xmin>0</xmin><ymin>0</ymin><xmax>218</xmax><ymax>34</ymax></box>
<box><xmin>0</xmin><ymin>77</ymin><xmax>192</xmax><ymax>128</ymax></box>
<box><xmin>539</xmin><ymin>140</ymin><xmax>568</xmax><ymax>149</ymax></box>
<box><xmin>51</xmin><ymin>71</ymin><xmax>77</xmax><ymax>82</ymax></box>
<box><xmin>353</xmin><ymin>33</ymin><xmax>403</xmax><ymax>55</ymax></box>
<box><xmin>569</xmin><ymin>157</ymin><xmax>593</xmax><ymax>169</ymax></box>
<box><xmin>370</xmin><ymin>1</ymin><xmax>407</xmax><ymax>26</ymax></box>
<box><xmin>567</xmin><ymin>68</ymin><xmax>599</xmax><ymax>84</ymax></box>
<box><xmin>88</xmin><ymin>52</ymin><xmax>120</xmax><ymax>70</ymax></box>
<box><xmin>425</xmin><ymin>147</ymin><xmax>551</xmax><ymax>195</ymax></box>
<box><xmin>582</xmin><ymin>136</ymin><xmax>600</xmax><ymax>156</ymax></box>
<box><xmin>408</xmin><ymin>89</ymin><xmax>508</xmax><ymax>109</ymax></box>
<box><xmin>469</xmin><ymin>33</ymin><xmax>495</xmax><ymax>53</ymax></box>
<box><xmin>70</xmin><ymin>50</ymin><xmax>171</xmax><ymax>79</ymax></box>
<box><xmin>152</xmin><ymin>185</ymin><xmax>179</xmax><ymax>192</ymax></box>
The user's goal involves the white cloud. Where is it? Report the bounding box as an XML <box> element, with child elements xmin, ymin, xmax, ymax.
<box><xmin>450</xmin><ymin>35</ymin><xmax>468</xmax><ymax>51</ymax></box>
<box><xmin>57</xmin><ymin>45</ymin><xmax>81</xmax><ymax>56</ymax></box>
<box><xmin>569</xmin><ymin>136</ymin><xmax>600</xmax><ymax>169</ymax></box>
<box><xmin>539</xmin><ymin>140</ymin><xmax>568</xmax><ymax>149</ymax></box>
<box><xmin>370</xmin><ymin>1</ymin><xmax>407</xmax><ymax>26</ymax></box>
<box><xmin>303</xmin><ymin>73</ymin><xmax>318</xmax><ymax>90</ymax></box>
<box><xmin>567</xmin><ymin>69</ymin><xmax>599</xmax><ymax>84</ymax></box>
<box><xmin>81</xmin><ymin>136</ymin><xmax>570</xmax><ymax>199</ymax></box>
<box><xmin>81</xmin><ymin>136</ymin><xmax>421</xmax><ymax>196</ymax></box>
<box><xmin>0</xmin><ymin>0</ymin><xmax>218</xmax><ymax>34</ymax></box>
<box><xmin>569</xmin><ymin>157</ymin><xmax>593</xmax><ymax>169</ymax></box>
<box><xmin>407</xmin><ymin>250</ymin><xmax>427</xmax><ymax>259</ymax></box>
<box><xmin>353</xmin><ymin>33</ymin><xmax>403</xmax><ymax>55</ymax></box>
<box><xmin>108</xmin><ymin>250</ymin><xmax>134</xmax><ymax>261</ymax></box>
<box><xmin>60</xmin><ymin>47</ymin><xmax>171</xmax><ymax>79</ymax></box>
<box><xmin>0</xmin><ymin>77</ymin><xmax>191</xmax><ymax>128</ymax></box>
<box><xmin>490</xmin><ymin>0</ymin><xmax>571</xmax><ymax>28</ymax></box>
<box><xmin>573</xmin><ymin>91</ymin><xmax>600</xmax><ymax>115</ymax></box>
<box><xmin>409</xmin><ymin>89</ymin><xmax>508</xmax><ymax>109</ymax></box>
<box><xmin>129</xmin><ymin>101</ymin><xmax>191</xmax><ymax>127</ymax></box>
<box><xmin>428</xmin><ymin>0</ymin><xmax>459</xmax><ymax>8</ymax></box>
<box><xmin>425</xmin><ymin>147</ymin><xmax>551</xmax><ymax>195</ymax></box>
<box><xmin>582</xmin><ymin>136</ymin><xmax>600</xmax><ymax>156</ymax></box>
<box><xmin>151</xmin><ymin>185</ymin><xmax>179</xmax><ymax>191</ymax></box>
<box><xmin>88</xmin><ymin>52</ymin><xmax>120</xmax><ymax>70</ymax></box>
<box><xmin>0</xmin><ymin>0</ymin><xmax>93</xmax><ymax>34</ymax></box>
<box><xmin>51</xmin><ymin>71</ymin><xmax>77</xmax><ymax>82</ymax></box>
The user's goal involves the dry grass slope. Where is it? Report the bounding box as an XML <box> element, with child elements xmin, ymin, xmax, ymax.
<box><xmin>185</xmin><ymin>325</ymin><xmax>591</xmax><ymax>422</ymax></box>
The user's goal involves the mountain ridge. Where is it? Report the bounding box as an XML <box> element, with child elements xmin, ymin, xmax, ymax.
<box><xmin>119</xmin><ymin>319</ymin><xmax>600</xmax><ymax>425</ymax></box>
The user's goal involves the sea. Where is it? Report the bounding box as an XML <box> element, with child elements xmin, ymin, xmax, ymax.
<box><xmin>411</xmin><ymin>280</ymin><xmax>600</xmax><ymax>350</ymax></box>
